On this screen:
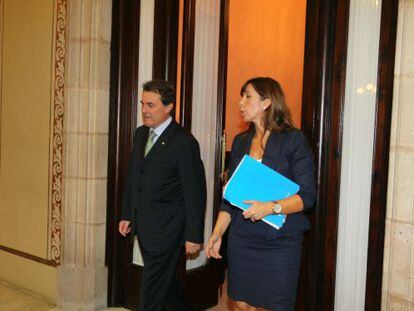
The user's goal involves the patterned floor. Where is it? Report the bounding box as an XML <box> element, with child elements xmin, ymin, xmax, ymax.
<box><xmin>0</xmin><ymin>280</ymin><xmax>229</xmax><ymax>311</ymax></box>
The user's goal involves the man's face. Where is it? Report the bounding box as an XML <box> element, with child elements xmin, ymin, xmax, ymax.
<box><xmin>141</xmin><ymin>91</ymin><xmax>173</xmax><ymax>128</ymax></box>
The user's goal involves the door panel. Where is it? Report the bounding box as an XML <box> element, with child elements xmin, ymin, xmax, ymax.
<box><xmin>107</xmin><ymin>0</ymin><xmax>353</xmax><ymax>310</ymax></box>
<box><xmin>107</xmin><ymin>0</ymin><xmax>222</xmax><ymax>309</ymax></box>
<box><xmin>214</xmin><ymin>1</ymin><xmax>351</xmax><ymax>310</ymax></box>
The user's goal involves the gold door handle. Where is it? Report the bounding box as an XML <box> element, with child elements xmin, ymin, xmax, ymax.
<box><xmin>220</xmin><ymin>133</ymin><xmax>226</xmax><ymax>182</ymax></box>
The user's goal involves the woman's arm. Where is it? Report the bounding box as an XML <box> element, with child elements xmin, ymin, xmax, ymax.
<box><xmin>212</xmin><ymin>211</ymin><xmax>232</xmax><ymax>237</ymax></box>
<box><xmin>275</xmin><ymin>194</ymin><xmax>304</xmax><ymax>214</ymax></box>
<box><xmin>242</xmin><ymin>194</ymin><xmax>303</xmax><ymax>221</ymax></box>
<box><xmin>205</xmin><ymin>211</ymin><xmax>232</xmax><ymax>259</ymax></box>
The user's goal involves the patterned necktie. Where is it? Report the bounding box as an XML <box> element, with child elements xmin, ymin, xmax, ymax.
<box><xmin>144</xmin><ymin>130</ymin><xmax>157</xmax><ymax>156</ymax></box>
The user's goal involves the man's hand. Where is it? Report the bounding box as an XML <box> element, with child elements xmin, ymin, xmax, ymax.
<box><xmin>119</xmin><ymin>220</ymin><xmax>131</xmax><ymax>237</ymax></box>
<box><xmin>185</xmin><ymin>241</ymin><xmax>201</xmax><ymax>255</ymax></box>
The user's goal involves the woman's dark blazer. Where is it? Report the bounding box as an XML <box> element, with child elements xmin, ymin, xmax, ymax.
<box><xmin>221</xmin><ymin>128</ymin><xmax>317</xmax><ymax>234</ymax></box>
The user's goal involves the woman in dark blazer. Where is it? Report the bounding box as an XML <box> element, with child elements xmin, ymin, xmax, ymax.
<box><xmin>205</xmin><ymin>77</ymin><xmax>316</xmax><ymax>311</ymax></box>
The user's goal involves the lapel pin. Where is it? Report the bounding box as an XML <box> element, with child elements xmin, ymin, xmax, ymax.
<box><xmin>161</xmin><ymin>141</ymin><xmax>165</xmax><ymax>145</ymax></box>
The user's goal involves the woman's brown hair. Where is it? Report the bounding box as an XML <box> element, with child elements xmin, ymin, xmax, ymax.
<box><xmin>241</xmin><ymin>77</ymin><xmax>294</xmax><ymax>132</ymax></box>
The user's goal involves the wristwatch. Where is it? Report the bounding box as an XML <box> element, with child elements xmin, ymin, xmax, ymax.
<box><xmin>271</xmin><ymin>201</ymin><xmax>282</xmax><ymax>214</ymax></box>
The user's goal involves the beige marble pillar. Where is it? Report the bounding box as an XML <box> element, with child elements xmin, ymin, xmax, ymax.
<box><xmin>57</xmin><ymin>0</ymin><xmax>112</xmax><ymax>309</ymax></box>
<box><xmin>382</xmin><ymin>0</ymin><xmax>414</xmax><ymax>309</ymax></box>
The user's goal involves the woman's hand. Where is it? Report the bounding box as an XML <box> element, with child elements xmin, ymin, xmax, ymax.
<box><xmin>205</xmin><ymin>234</ymin><xmax>223</xmax><ymax>259</ymax></box>
<box><xmin>242</xmin><ymin>200</ymin><xmax>273</xmax><ymax>221</ymax></box>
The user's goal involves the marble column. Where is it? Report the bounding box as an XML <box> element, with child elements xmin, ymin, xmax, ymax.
<box><xmin>57</xmin><ymin>0</ymin><xmax>112</xmax><ymax>309</ymax></box>
<box><xmin>382</xmin><ymin>0</ymin><xmax>414</xmax><ymax>309</ymax></box>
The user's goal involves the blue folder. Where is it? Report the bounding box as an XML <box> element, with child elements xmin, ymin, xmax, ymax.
<box><xmin>223</xmin><ymin>155</ymin><xmax>300</xmax><ymax>229</ymax></box>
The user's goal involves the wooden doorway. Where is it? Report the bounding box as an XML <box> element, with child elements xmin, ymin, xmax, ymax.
<box><xmin>106</xmin><ymin>0</ymin><xmax>221</xmax><ymax>310</ymax></box>
<box><xmin>215</xmin><ymin>1</ymin><xmax>350</xmax><ymax>308</ymax></box>
<box><xmin>106</xmin><ymin>0</ymin><xmax>398</xmax><ymax>310</ymax></box>
<box><xmin>105</xmin><ymin>0</ymin><xmax>349</xmax><ymax>309</ymax></box>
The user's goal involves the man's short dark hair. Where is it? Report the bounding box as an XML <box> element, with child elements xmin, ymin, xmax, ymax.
<box><xmin>143</xmin><ymin>79</ymin><xmax>176</xmax><ymax>109</ymax></box>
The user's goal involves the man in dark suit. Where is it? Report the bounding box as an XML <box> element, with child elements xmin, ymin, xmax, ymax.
<box><xmin>119</xmin><ymin>79</ymin><xmax>206</xmax><ymax>311</ymax></box>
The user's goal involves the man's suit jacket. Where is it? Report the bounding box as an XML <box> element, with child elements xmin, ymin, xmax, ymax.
<box><xmin>121</xmin><ymin>120</ymin><xmax>206</xmax><ymax>252</ymax></box>
<box><xmin>220</xmin><ymin>128</ymin><xmax>316</xmax><ymax>236</ymax></box>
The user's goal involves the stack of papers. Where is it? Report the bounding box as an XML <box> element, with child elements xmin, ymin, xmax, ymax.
<box><xmin>223</xmin><ymin>155</ymin><xmax>300</xmax><ymax>230</ymax></box>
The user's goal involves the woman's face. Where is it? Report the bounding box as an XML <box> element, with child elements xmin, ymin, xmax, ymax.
<box><xmin>238</xmin><ymin>84</ymin><xmax>266</xmax><ymax>124</ymax></box>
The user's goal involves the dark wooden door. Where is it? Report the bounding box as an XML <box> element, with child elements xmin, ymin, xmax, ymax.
<box><xmin>107</xmin><ymin>0</ymin><xmax>397</xmax><ymax>310</ymax></box>
<box><xmin>215</xmin><ymin>0</ymin><xmax>350</xmax><ymax>310</ymax></box>
<box><xmin>106</xmin><ymin>0</ymin><xmax>222</xmax><ymax>309</ymax></box>
<box><xmin>209</xmin><ymin>0</ymin><xmax>397</xmax><ymax>310</ymax></box>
